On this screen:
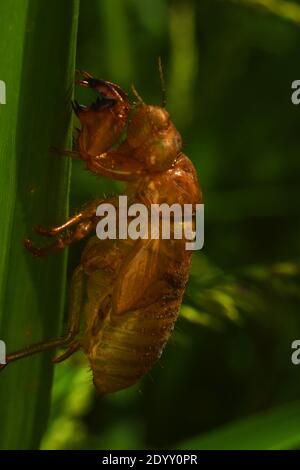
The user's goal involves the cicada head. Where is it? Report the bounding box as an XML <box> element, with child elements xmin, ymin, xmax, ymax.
<box><xmin>127</xmin><ymin>104</ymin><xmax>182</xmax><ymax>172</ymax></box>
<box><xmin>74</xmin><ymin>74</ymin><xmax>130</xmax><ymax>158</ymax></box>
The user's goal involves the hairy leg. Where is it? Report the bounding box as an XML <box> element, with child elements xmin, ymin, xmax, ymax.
<box><xmin>34</xmin><ymin>198</ymin><xmax>108</xmax><ymax>238</ymax></box>
<box><xmin>35</xmin><ymin>212</ymin><xmax>84</xmax><ymax>237</ymax></box>
<box><xmin>24</xmin><ymin>219</ymin><xmax>96</xmax><ymax>257</ymax></box>
<box><xmin>24</xmin><ymin>197</ymin><xmax>115</xmax><ymax>257</ymax></box>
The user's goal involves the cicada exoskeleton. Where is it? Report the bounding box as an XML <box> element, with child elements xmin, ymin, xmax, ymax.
<box><xmin>1</xmin><ymin>67</ymin><xmax>202</xmax><ymax>394</ymax></box>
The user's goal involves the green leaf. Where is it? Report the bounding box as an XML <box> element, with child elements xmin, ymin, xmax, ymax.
<box><xmin>230</xmin><ymin>0</ymin><xmax>300</xmax><ymax>26</ymax></box>
<box><xmin>0</xmin><ymin>0</ymin><xmax>79</xmax><ymax>450</ymax></box>
<box><xmin>179</xmin><ymin>400</ymin><xmax>300</xmax><ymax>450</ymax></box>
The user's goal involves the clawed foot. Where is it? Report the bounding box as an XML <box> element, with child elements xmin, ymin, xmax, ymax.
<box><xmin>23</xmin><ymin>239</ymin><xmax>46</xmax><ymax>257</ymax></box>
<box><xmin>50</xmin><ymin>146</ymin><xmax>80</xmax><ymax>159</ymax></box>
<box><xmin>23</xmin><ymin>225</ymin><xmax>65</xmax><ymax>257</ymax></box>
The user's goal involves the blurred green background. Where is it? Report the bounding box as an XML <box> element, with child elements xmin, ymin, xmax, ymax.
<box><xmin>2</xmin><ymin>0</ymin><xmax>300</xmax><ymax>450</ymax></box>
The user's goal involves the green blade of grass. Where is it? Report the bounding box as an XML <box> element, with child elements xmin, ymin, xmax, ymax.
<box><xmin>230</xmin><ymin>0</ymin><xmax>300</xmax><ymax>26</ymax></box>
<box><xmin>0</xmin><ymin>0</ymin><xmax>79</xmax><ymax>449</ymax></box>
<box><xmin>179</xmin><ymin>400</ymin><xmax>300</xmax><ymax>450</ymax></box>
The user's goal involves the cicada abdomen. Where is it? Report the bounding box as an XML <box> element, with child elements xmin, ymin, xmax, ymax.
<box><xmin>81</xmin><ymin>237</ymin><xmax>192</xmax><ymax>394</ymax></box>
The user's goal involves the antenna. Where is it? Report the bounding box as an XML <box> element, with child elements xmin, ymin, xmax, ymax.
<box><xmin>131</xmin><ymin>83</ymin><xmax>145</xmax><ymax>105</ymax></box>
<box><xmin>158</xmin><ymin>57</ymin><xmax>166</xmax><ymax>108</ymax></box>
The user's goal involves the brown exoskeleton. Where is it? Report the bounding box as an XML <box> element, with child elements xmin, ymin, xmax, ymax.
<box><xmin>1</xmin><ymin>66</ymin><xmax>202</xmax><ymax>394</ymax></box>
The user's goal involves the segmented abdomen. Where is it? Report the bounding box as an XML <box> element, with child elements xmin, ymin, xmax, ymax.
<box><xmin>88</xmin><ymin>293</ymin><xmax>184</xmax><ymax>395</ymax></box>
<box><xmin>82</xmin><ymin>242</ymin><xmax>192</xmax><ymax>395</ymax></box>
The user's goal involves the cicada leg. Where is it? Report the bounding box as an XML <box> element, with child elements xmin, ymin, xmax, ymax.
<box><xmin>0</xmin><ymin>336</ymin><xmax>75</xmax><ymax>371</ymax></box>
<box><xmin>52</xmin><ymin>340</ymin><xmax>81</xmax><ymax>364</ymax></box>
<box><xmin>75</xmin><ymin>69</ymin><xmax>93</xmax><ymax>79</ymax></box>
<box><xmin>34</xmin><ymin>198</ymin><xmax>105</xmax><ymax>238</ymax></box>
<box><xmin>24</xmin><ymin>197</ymin><xmax>118</xmax><ymax>256</ymax></box>
<box><xmin>34</xmin><ymin>213</ymin><xmax>84</xmax><ymax>237</ymax></box>
<box><xmin>0</xmin><ymin>266</ymin><xmax>84</xmax><ymax>370</ymax></box>
<box><xmin>24</xmin><ymin>219</ymin><xmax>96</xmax><ymax>257</ymax></box>
<box><xmin>50</xmin><ymin>146</ymin><xmax>80</xmax><ymax>159</ymax></box>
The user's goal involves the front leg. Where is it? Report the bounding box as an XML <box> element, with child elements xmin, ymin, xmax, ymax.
<box><xmin>86</xmin><ymin>149</ymin><xmax>147</xmax><ymax>181</ymax></box>
<box><xmin>34</xmin><ymin>198</ymin><xmax>104</xmax><ymax>237</ymax></box>
<box><xmin>24</xmin><ymin>219</ymin><xmax>96</xmax><ymax>257</ymax></box>
<box><xmin>24</xmin><ymin>197</ymin><xmax>117</xmax><ymax>257</ymax></box>
<box><xmin>35</xmin><ymin>212</ymin><xmax>84</xmax><ymax>237</ymax></box>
